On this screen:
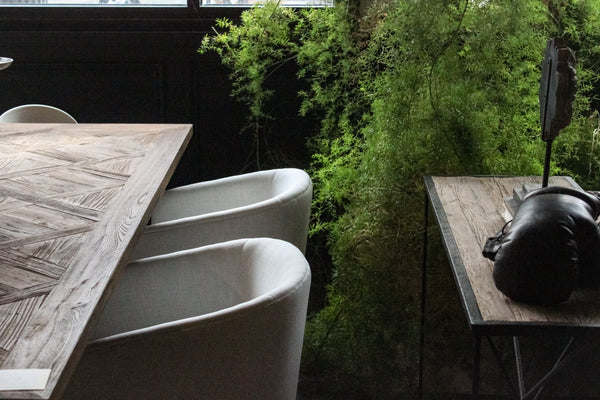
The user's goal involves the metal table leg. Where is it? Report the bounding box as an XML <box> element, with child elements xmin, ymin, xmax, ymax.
<box><xmin>418</xmin><ymin>190</ymin><xmax>430</xmax><ymax>400</ymax></box>
<box><xmin>476</xmin><ymin>336</ymin><xmax>578</xmax><ymax>399</ymax></box>
<box><xmin>472</xmin><ymin>335</ymin><xmax>481</xmax><ymax>400</ymax></box>
<box><xmin>514</xmin><ymin>336</ymin><xmax>576</xmax><ymax>400</ymax></box>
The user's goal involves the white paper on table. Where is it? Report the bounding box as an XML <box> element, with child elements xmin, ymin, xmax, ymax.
<box><xmin>0</xmin><ymin>369</ymin><xmax>51</xmax><ymax>391</ymax></box>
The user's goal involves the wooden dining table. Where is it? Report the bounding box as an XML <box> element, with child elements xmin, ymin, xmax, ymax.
<box><xmin>0</xmin><ymin>123</ymin><xmax>192</xmax><ymax>399</ymax></box>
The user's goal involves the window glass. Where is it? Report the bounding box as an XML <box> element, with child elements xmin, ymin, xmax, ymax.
<box><xmin>0</xmin><ymin>0</ymin><xmax>185</xmax><ymax>6</ymax></box>
<box><xmin>0</xmin><ymin>0</ymin><xmax>326</xmax><ymax>5</ymax></box>
<box><xmin>202</xmin><ymin>0</ymin><xmax>328</xmax><ymax>5</ymax></box>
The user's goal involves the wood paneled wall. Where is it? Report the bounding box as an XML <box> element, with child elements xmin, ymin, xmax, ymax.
<box><xmin>0</xmin><ymin>14</ymin><xmax>311</xmax><ymax>187</ymax></box>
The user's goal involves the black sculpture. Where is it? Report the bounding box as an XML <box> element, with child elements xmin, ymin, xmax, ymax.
<box><xmin>539</xmin><ymin>37</ymin><xmax>577</xmax><ymax>187</ymax></box>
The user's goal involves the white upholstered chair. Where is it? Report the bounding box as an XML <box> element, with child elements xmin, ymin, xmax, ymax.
<box><xmin>64</xmin><ymin>238</ymin><xmax>311</xmax><ymax>400</ymax></box>
<box><xmin>0</xmin><ymin>104</ymin><xmax>77</xmax><ymax>123</ymax></box>
<box><xmin>131</xmin><ymin>168</ymin><xmax>313</xmax><ymax>259</ymax></box>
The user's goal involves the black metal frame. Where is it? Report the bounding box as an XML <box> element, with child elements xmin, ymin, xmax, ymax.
<box><xmin>0</xmin><ymin>1</ymin><xmax>326</xmax><ymax>32</ymax></box>
<box><xmin>420</xmin><ymin>175</ymin><xmax>600</xmax><ymax>399</ymax></box>
<box><xmin>0</xmin><ymin>1</ymin><xmax>244</xmax><ymax>32</ymax></box>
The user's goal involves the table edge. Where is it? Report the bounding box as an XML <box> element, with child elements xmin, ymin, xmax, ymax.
<box><xmin>424</xmin><ymin>175</ymin><xmax>484</xmax><ymax>327</ymax></box>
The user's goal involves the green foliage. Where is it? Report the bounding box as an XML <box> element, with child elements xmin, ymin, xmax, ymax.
<box><xmin>200</xmin><ymin>0</ymin><xmax>600</xmax><ymax>397</ymax></box>
<box><xmin>200</xmin><ymin>1</ymin><xmax>299</xmax><ymax>123</ymax></box>
<box><xmin>296</xmin><ymin>3</ymin><xmax>371</xmax><ymax>235</ymax></box>
<box><xmin>199</xmin><ymin>1</ymin><xmax>302</xmax><ymax>167</ymax></box>
<box><xmin>546</xmin><ymin>0</ymin><xmax>600</xmax><ymax>187</ymax></box>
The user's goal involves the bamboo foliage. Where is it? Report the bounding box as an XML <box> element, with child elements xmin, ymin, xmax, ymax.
<box><xmin>200</xmin><ymin>0</ymin><xmax>600</xmax><ymax>396</ymax></box>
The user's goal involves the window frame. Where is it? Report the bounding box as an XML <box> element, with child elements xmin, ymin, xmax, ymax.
<box><xmin>0</xmin><ymin>0</ymin><xmax>328</xmax><ymax>32</ymax></box>
<box><xmin>0</xmin><ymin>0</ymin><xmax>247</xmax><ymax>31</ymax></box>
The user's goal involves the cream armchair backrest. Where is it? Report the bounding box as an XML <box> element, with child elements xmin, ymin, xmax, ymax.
<box><xmin>0</xmin><ymin>104</ymin><xmax>77</xmax><ymax>123</ymax></box>
<box><xmin>131</xmin><ymin>168</ymin><xmax>313</xmax><ymax>259</ymax></box>
<box><xmin>64</xmin><ymin>238</ymin><xmax>311</xmax><ymax>400</ymax></box>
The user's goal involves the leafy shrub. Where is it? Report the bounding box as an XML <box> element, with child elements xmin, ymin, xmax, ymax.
<box><xmin>200</xmin><ymin>0</ymin><xmax>600</xmax><ymax>397</ymax></box>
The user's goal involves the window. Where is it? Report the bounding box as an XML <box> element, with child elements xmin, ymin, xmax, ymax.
<box><xmin>0</xmin><ymin>0</ymin><xmax>326</xmax><ymax>6</ymax></box>
<box><xmin>202</xmin><ymin>0</ymin><xmax>327</xmax><ymax>5</ymax></box>
<box><xmin>0</xmin><ymin>0</ymin><xmax>188</xmax><ymax>6</ymax></box>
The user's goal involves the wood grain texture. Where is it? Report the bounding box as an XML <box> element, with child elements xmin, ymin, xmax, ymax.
<box><xmin>430</xmin><ymin>176</ymin><xmax>600</xmax><ymax>326</ymax></box>
<box><xmin>0</xmin><ymin>124</ymin><xmax>192</xmax><ymax>399</ymax></box>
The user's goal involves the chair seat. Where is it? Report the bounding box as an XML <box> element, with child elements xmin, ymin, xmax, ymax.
<box><xmin>64</xmin><ymin>238</ymin><xmax>311</xmax><ymax>400</ymax></box>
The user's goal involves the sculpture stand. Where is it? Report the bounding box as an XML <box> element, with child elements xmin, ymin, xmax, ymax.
<box><xmin>503</xmin><ymin>37</ymin><xmax>576</xmax><ymax>218</ymax></box>
<box><xmin>542</xmin><ymin>140</ymin><xmax>553</xmax><ymax>188</ymax></box>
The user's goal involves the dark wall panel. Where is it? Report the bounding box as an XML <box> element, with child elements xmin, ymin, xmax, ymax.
<box><xmin>2</xmin><ymin>63</ymin><xmax>164</xmax><ymax>123</ymax></box>
<box><xmin>0</xmin><ymin>23</ymin><xmax>309</xmax><ymax>188</ymax></box>
<box><xmin>0</xmin><ymin>29</ymin><xmax>249</xmax><ymax>187</ymax></box>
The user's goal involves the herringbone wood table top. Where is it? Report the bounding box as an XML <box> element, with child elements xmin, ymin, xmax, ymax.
<box><xmin>0</xmin><ymin>123</ymin><xmax>192</xmax><ymax>399</ymax></box>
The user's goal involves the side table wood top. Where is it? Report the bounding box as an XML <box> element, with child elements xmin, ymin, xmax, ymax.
<box><xmin>425</xmin><ymin>176</ymin><xmax>600</xmax><ymax>337</ymax></box>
